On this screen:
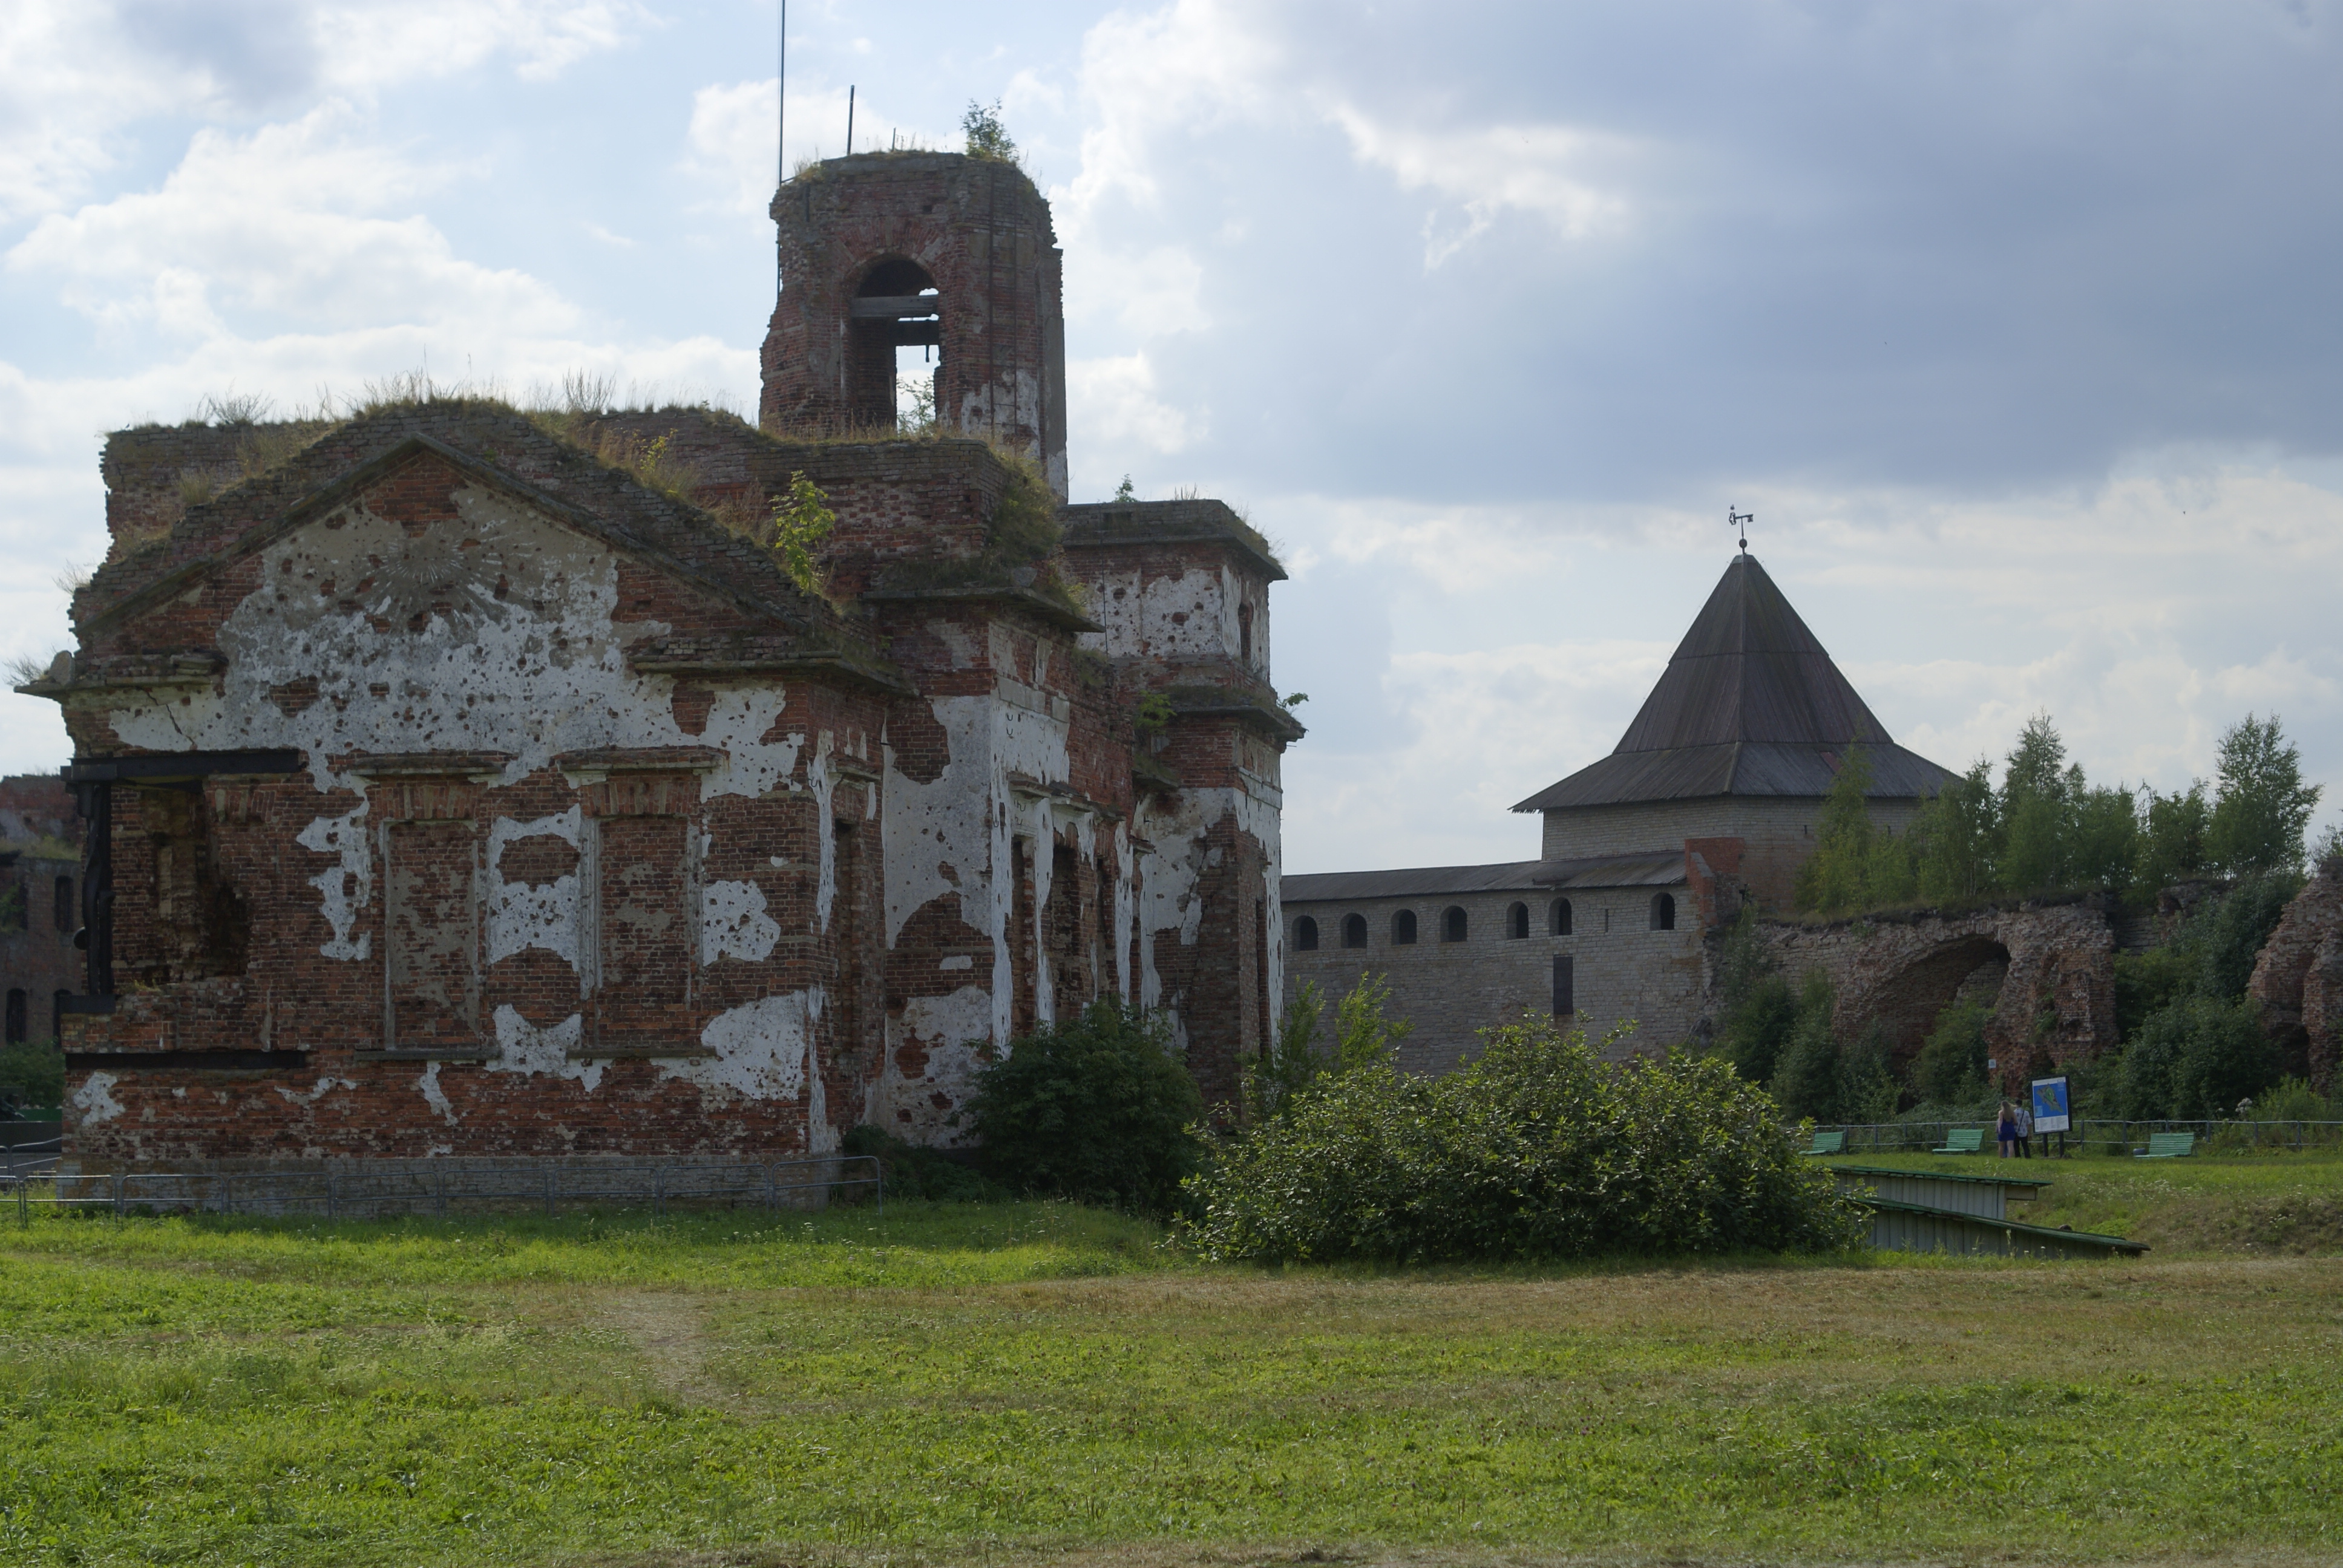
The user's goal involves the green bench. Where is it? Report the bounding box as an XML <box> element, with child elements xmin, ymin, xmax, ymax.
<box><xmin>2137</xmin><ymin>1131</ymin><xmax>2197</xmax><ymax>1159</ymax></box>
<box><xmin>1930</xmin><ymin>1128</ymin><xmax>1986</xmax><ymax>1155</ymax></box>
<box><xmin>1800</xmin><ymin>1130</ymin><xmax>1847</xmax><ymax>1157</ymax></box>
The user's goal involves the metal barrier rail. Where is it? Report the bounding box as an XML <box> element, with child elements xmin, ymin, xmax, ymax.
<box><xmin>1807</xmin><ymin>1119</ymin><xmax>2343</xmax><ymax>1154</ymax></box>
<box><xmin>0</xmin><ymin>1132</ymin><xmax>62</xmax><ymax>1179</ymax></box>
<box><xmin>1</xmin><ymin>1154</ymin><xmax>882</xmax><ymax>1224</ymax></box>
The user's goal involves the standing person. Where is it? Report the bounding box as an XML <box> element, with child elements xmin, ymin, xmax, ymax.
<box><xmin>2014</xmin><ymin>1096</ymin><xmax>2034</xmax><ymax>1159</ymax></box>
<box><xmin>1996</xmin><ymin>1100</ymin><xmax>2017</xmax><ymax>1158</ymax></box>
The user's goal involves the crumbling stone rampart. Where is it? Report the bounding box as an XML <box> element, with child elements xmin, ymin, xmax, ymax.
<box><xmin>1747</xmin><ymin>898</ymin><xmax>2118</xmax><ymax>1087</ymax></box>
<box><xmin>2248</xmin><ymin>860</ymin><xmax>2343</xmax><ymax>1092</ymax></box>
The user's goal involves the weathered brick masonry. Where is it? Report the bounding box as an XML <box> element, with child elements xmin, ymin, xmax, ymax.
<box><xmin>2249</xmin><ymin>858</ymin><xmax>2343</xmax><ymax>1093</ymax></box>
<box><xmin>761</xmin><ymin>151</ymin><xmax>1067</xmax><ymax>499</ymax></box>
<box><xmin>32</xmin><ymin>151</ymin><xmax>1294</xmax><ymax>1164</ymax></box>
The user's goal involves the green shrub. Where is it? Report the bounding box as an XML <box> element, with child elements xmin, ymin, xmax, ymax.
<box><xmin>1182</xmin><ymin>1016</ymin><xmax>1866</xmax><ymax>1264</ymax></box>
<box><xmin>2241</xmin><ymin>1076</ymin><xmax>2334</xmax><ymax>1122</ymax></box>
<box><xmin>2114</xmin><ymin>944</ymin><xmax>2195</xmax><ymax>1042</ymax></box>
<box><xmin>966</xmin><ymin>1000</ymin><xmax>1207</xmax><ymax>1217</ymax></box>
<box><xmin>2195</xmin><ymin>868</ymin><xmax>2300</xmax><ymax>999</ymax></box>
<box><xmin>0</xmin><ymin>1040</ymin><xmax>64</xmax><ymax>1114</ymax></box>
<box><xmin>837</xmin><ymin>1125</ymin><xmax>1006</xmax><ymax>1202</ymax></box>
<box><xmin>1715</xmin><ymin>909</ymin><xmax>1795</xmax><ymax>1083</ymax></box>
<box><xmin>1910</xmin><ymin>999</ymin><xmax>1991</xmax><ymax>1106</ymax></box>
<box><xmin>2119</xmin><ymin>995</ymin><xmax>2274</xmax><ymax>1119</ymax></box>
<box><xmin>1767</xmin><ymin>973</ymin><xmax>1844</xmax><ymax>1121</ymax></box>
<box><xmin>1244</xmin><ymin>973</ymin><xmax>1412</xmax><ymax>1123</ymax></box>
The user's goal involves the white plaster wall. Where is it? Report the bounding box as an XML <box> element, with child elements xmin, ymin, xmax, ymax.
<box><xmin>92</xmin><ymin>482</ymin><xmax>859</xmax><ymax>1132</ymax></box>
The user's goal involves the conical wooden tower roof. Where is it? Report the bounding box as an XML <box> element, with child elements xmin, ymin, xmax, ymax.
<box><xmin>1512</xmin><ymin>554</ymin><xmax>1953</xmax><ymax>811</ymax></box>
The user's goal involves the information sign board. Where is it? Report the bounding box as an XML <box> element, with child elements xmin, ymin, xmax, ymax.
<box><xmin>2031</xmin><ymin>1076</ymin><xmax>2072</xmax><ymax>1134</ymax></box>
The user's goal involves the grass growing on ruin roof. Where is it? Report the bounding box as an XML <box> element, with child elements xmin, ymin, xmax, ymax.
<box><xmin>3</xmin><ymin>1185</ymin><xmax>2342</xmax><ymax>1567</ymax></box>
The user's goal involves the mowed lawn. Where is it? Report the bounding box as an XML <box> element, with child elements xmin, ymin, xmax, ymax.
<box><xmin>2</xmin><ymin>1161</ymin><xmax>2341</xmax><ymax>1567</ymax></box>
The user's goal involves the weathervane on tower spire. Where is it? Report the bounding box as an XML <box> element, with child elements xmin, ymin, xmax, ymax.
<box><xmin>1729</xmin><ymin>507</ymin><xmax>1752</xmax><ymax>556</ymax></box>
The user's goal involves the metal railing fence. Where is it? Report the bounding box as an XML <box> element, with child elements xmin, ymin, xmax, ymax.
<box><xmin>1</xmin><ymin>1153</ymin><xmax>880</xmax><ymax>1224</ymax></box>
<box><xmin>1808</xmin><ymin>1119</ymin><xmax>2343</xmax><ymax>1155</ymax></box>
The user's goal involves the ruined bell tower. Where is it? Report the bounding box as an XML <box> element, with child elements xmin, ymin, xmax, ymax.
<box><xmin>759</xmin><ymin>151</ymin><xmax>1069</xmax><ymax>500</ymax></box>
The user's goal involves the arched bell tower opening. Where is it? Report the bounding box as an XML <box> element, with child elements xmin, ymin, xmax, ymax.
<box><xmin>760</xmin><ymin>151</ymin><xmax>1069</xmax><ymax>498</ymax></box>
<box><xmin>847</xmin><ymin>256</ymin><xmax>940</xmax><ymax>432</ymax></box>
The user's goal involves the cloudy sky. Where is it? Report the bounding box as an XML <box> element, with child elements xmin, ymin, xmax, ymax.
<box><xmin>5</xmin><ymin>0</ymin><xmax>2342</xmax><ymax>872</ymax></box>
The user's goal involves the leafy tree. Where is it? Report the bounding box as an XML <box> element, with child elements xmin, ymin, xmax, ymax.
<box><xmin>1243</xmin><ymin>973</ymin><xmax>1412</xmax><ymax>1123</ymax></box>
<box><xmin>2070</xmin><ymin>782</ymin><xmax>2143</xmax><ymax>900</ymax></box>
<box><xmin>1331</xmin><ymin>972</ymin><xmax>1412</xmax><ymax>1073</ymax></box>
<box><xmin>2206</xmin><ymin>714</ymin><xmax>2321</xmax><ymax>875</ymax></box>
<box><xmin>1245</xmin><ymin>979</ymin><xmax>1327</xmax><ymax>1123</ymax></box>
<box><xmin>769</xmin><ymin>471</ymin><xmax>835</xmax><ymax>593</ymax></box>
<box><xmin>968</xmin><ymin>999</ymin><xmax>1206</xmax><ymax>1217</ymax></box>
<box><xmin>1794</xmin><ymin>746</ymin><xmax>1875</xmax><ymax>912</ymax></box>
<box><xmin>1997</xmin><ymin>714</ymin><xmax>2074</xmax><ymax>890</ymax></box>
<box><xmin>2136</xmin><ymin>782</ymin><xmax>2211</xmax><ymax>890</ymax></box>
<box><xmin>1862</xmin><ymin>826</ymin><xmax>1920</xmax><ymax>906</ymax></box>
<box><xmin>0</xmin><ymin>1040</ymin><xmax>64</xmax><ymax>1114</ymax></box>
<box><xmin>962</xmin><ymin>100</ymin><xmax>1017</xmax><ymax>162</ymax></box>
<box><xmin>1913</xmin><ymin>760</ymin><xmax>2000</xmax><ymax>901</ymax></box>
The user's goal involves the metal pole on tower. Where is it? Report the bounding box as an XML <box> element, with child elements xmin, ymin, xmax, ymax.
<box><xmin>775</xmin><ymin>0</ymin><xmax>787</xmax><ymax>298</ymax></box>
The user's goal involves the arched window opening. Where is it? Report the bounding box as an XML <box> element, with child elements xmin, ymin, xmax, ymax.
<box><xmin>1442</xmin><ymin>906</ymin><xmax>1467</xmax><ymax>942</ymax></box>
<box><xmin>1650</xmin><ymin>892</ymin><xmax>1676</xmax><ymax>932</ymax></box>
<box><xmin>1506</xmin><ymin>901</ymin><xmax>1530</xmax><ymax>939</ymax></box>
<box><xmin>1550</xmin><ymin>898</ymin><xmax>1572</xmax><ymax>936</ymax></box>
<box><xmin>53</xmin><ymin>875</ymin><xmax>73</xmax><ymax>932</ymax></box>
<box><xmin>1237</xmin><ymin>602</ymin><xmax>1254</xmax><ymax>664</ymax></box>
<box><xmin>1293</xmin><ymin>915</ymin><xmax>1319</xmax><ymax>952</ymax></box>
<box><xmin>848</xmin><ymin>257</ymin><xmax>942</xmax><ymax>432</ymax></box>
<box><xmin>1392</xmin><ymin>909</ymin><xmax>1418</xmax><ymax>946</ymax></box>
<box><xmin>1342</xmin><ymin>913</ymin><xmax>1368</xmax><ymax>949</ymax></box>
<box><xmin>3</xmin><ymin>989</ymin><xmax>23</xmax><ymax>1045</ymax></box>
<box><xmin>50</xmin><ymin>990</ymin><xmax>67</xmax><ymax>1044</ymax></box>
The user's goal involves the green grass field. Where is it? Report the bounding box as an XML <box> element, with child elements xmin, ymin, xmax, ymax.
<box><xmin>4</xmin><ymin>1155</ymin><xmax>2341</xmax><ymax>1567</ymax></box>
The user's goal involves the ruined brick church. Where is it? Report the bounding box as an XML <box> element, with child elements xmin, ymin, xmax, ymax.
<box><xmin>34</xmin><ymin>150</ymin><xmax>1298</xmax><ymax>1164</ymax></box>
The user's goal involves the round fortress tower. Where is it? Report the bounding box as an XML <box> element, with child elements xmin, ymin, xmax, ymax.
<box><xmin>760</xmin><ymin>151</ymin><xmax>1069</xmax><ymax>501</ymax></box>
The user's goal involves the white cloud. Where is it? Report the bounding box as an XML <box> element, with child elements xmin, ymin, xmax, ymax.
<box><xmin>684</xmin><ymin>78</ymin><xmax>949</xmax><ymax>219</ymax></box>
<box><xmin>9</xmin><ymin>102</ymin><xmax>566</xmax><ymax>340</ymax></box>
<box><xmin>1067</xmin><ymin>354</ymin><xmax>1199</xmax><ymax>455</ymax></box>
<box><xmin>1323</xmin><ymin>108</ymin><xmax>1631</xmax><ymax>266</ymax></box>
<box><xmin>309</xmin><ymin>0</ymin><xmax>645</xmax><ymax>89</ymax></box>
<box><xmin>0</xmin><ymin>1</ymin><xmax>640</xmax><ymax>221</ymax></box>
